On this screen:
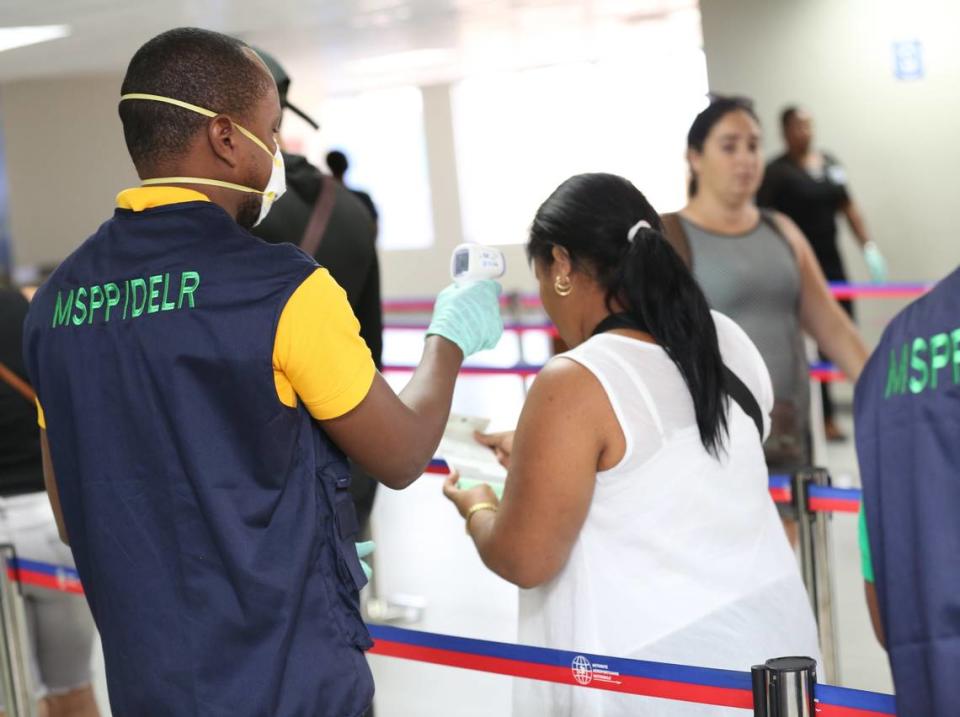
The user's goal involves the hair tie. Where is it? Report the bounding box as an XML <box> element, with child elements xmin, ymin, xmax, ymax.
<box><xmin>627</xmin><ymin>220</ymin><xmax>652</xmax><ymax>243</ymax></box>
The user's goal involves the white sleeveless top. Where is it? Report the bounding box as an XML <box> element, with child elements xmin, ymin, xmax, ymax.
<box><xmin>514</xmin><ymin>312</ymin><xmax>820</xmax><ymax>717</ymax></box>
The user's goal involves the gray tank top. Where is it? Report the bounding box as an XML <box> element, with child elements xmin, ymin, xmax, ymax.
<box><xmin>681</xmin><ymin>216</ymin><xmax>810</xmax><ymax>466</ymax></box>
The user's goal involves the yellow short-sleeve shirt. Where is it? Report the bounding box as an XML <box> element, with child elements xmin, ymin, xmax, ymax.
<box><xmin>273</xmin><ymin>268</ymin><xmax>375</xmax><ymax>420</ymax></box>
<box><xmin>37</xmin><ymin>187</ymin><xmax>375</xmax><ymax>427</ymax></box>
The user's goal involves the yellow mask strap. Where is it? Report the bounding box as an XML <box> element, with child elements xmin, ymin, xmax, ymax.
<box><xmin>120</xmin><ymin>93</ymin><xmax>280</xmax><ymax>167</ymax></box>
<box><xmin>139</xmin><ymin>177</ymin><xmax>276</xmax><ymax>200</ymax></box>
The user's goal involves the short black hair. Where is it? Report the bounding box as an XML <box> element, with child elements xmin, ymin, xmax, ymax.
<box><xmin>119</xmin><ymin>28</ymin><xmax>272</xmax><ymax>172</ymax></box>
<box><xmin>780</xmin><ymin>105</ymin><xmax>801</xmax><ymax>132</ymax></box>
<box><xmin>326</xmin><ymin>150</ymin><xmax>348</xmax><ymax>178</ymax></box>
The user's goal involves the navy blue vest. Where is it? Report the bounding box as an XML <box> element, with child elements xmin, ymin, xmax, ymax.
<box><xmin>23</xmin><ymin>199</ymin><xmax>373</xmax><ymax>716</ymax></box>
<box><xmin>854</xmin><ymin>266</ymin><xmax>960</xmax><ymax>717</ymax></box>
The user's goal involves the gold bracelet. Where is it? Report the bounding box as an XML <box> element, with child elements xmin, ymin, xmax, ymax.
<box><xmin>464</xmin><ymin>502</ymin><xmax>498</xmax><ymax>534</ymax></box>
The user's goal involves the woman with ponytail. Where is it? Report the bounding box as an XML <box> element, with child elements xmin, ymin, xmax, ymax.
<box><xmin>444</xmin><ymin>173</ymin><xmax>819</xmax><ymax>716</ymax></box>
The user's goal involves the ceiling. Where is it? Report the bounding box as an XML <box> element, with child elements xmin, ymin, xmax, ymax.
<box><xmin>0</xmin><ymin>0</ymin><xmax>700</xmax><ymax>91</ymax></box>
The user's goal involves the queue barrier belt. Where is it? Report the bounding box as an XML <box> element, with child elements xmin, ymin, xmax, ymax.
<box><xmin>0</xmin><ymin>557</ymin><xmax>897</xmax><ymax>715</ymax></box>
<box><xmin>382</xmin><ymin>282</ymin><xmax>931</xmax><ymax>314</ymax></box>
<box><xmin>6</xmin><ymin>557</ymin><xmax>83</xmax><ymax>594</ymax></box>
<box><xmin>427</xmin><ymin>460</ymin><xmax>863</xmax><ymax>514</ymax></box>
<box><xmin>367</xmin><ymin>624</ymin><xmax>895</xmax><ymax>716</ymax></box>
<box><xmin>385</xmin><ymin>362</ymin><xmax>849</xmax><ymax>382</ymax></box>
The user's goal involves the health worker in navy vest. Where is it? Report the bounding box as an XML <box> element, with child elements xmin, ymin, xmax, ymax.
<box><xmin>854</xmin><ymin>265</ymin><xmax>960</xmax><ymax>717</ymax></box>
<box><xmin>22</xmin><ymin>28</ymin><xmax>503</xmax><ymax>717</ymax></box>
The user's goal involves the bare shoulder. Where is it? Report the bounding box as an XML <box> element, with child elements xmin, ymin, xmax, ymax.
<box><xmin>526</xmin><ymin>355</ymin><xmax>611</xmax><ymax>420</ymax></box>
<box><xmin>515</xmin><ymin>353</ymin><xmax>614</xmax><ymax>463</ymax></box>
<box><xmin>532</xmin><ymin>355</ymin><xmax>603</xmax><ymax>396</ymax></box>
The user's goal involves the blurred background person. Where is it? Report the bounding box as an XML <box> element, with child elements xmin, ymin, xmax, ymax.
<box><xmin>327</xmin><ymin>149</ymin><xmax>379</xmax><ymax>227</ymax></box>
<box><xmin>0</xmin><ymin>285</ymin><xmax>99</xmax><ymax>717</ymax></box>
<box><xmin>251</xmin><ymin>51</ymin><xmax>383</xmax><ymax>538</ymax></box>
<box><xmin>758</xmin><ymin>105</ymin><xmax>888</xmax><ymax>441</ymax></box>
<box><xmin>445</xmin><ymin>173</ymin><xmax>820</xmax><ymax>716</ymax></box>
<box><xmin>660</xmin><ymin>96</ymin><xmax>869</xmax><ymax>541</ymax></box>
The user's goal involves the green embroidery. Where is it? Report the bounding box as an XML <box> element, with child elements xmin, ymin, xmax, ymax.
<box><xmin>161</xmin><ymin>274</ymin><xmax>176</xmax><ymax>311</ymax></box>
<box><xmin>885</xmin><ymin>326</ymin><xmax>960</xmax><ymax>398</ymax></box>
<box><xmin>909</xmin><ymin>337</ymin><xmax>928</xmax><ymax>395</ymax></box>
<box><xmin>52</xmin><ymin>289</ymin><xmax>74</xmax><ymax>328</ymax></box>
<box><xmin>88</xmin><ymin>285</ymin><xmax>104</xmax><ymax>325</ymax></box>
<box><xmin>178</xmin><ymin>272</ymin><xmax>200</xmax><ymax>309</ymax></box>
<box><xmin>104</xmin><ymin>283</ymin><xmax>121</xmax><ymax>322</ymax></box>
<box><xmin>129</xmin><ymin>278</ymin><xmax>147</xmax><ymax>318</ymax></box>
<box><xmin>72</xmin><ymin>287</ymin><xmax>88</xmax><ymax>326</ymax></box>
<box><xmin>954</xmin><ymin>329</ymin><xmax>960</xmax><ymax>385</ymax></box>
<box><xmin>146</xmin><ymin>275</ymin><xmax>163</xmax><ymax>315</ymax></box>
<box><xmin>884</xmin><ymin>344</ymin><xmax>908</xmax><ymax>398</ymax></box>
<box><xmin>930</xmin><ymin>333</ymin><xmax>950</xmax><ymax>389</ymax></box>
<box><xmin>51</xmin><ymin>271</ymin><xmax>201</xmax><ymax>328</ymax></box>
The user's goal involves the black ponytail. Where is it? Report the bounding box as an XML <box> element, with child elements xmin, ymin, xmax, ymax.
<box><xmin>528</xmin><ymin>173</ymin><xmax>729</xmax><ymax>456</ymax></box>
<box><xmin>620</xmin><ymin>225</ymin><xmax>729</xmax><ymax>456</ymax></box>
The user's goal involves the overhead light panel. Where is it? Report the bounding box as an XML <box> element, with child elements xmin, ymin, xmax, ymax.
<box><xmin>0</xmin><ymin>25</ymin><xmax>71</xmax><ymax>54</ymax></box>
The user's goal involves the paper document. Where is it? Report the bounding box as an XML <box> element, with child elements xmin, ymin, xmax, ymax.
<box><xmin>439</xmin><ymin>414</ymin><xmax>507</xmax><ymax>490</ymax></box>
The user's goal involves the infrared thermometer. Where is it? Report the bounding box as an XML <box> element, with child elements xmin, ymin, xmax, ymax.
<box><xmin>451</xmin><ymin>244</ymin><xmax>506</xmax><ymax>286</ymax></box>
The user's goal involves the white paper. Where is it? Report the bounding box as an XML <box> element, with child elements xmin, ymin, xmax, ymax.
<box><xmin>438</xmin><ymin>414</ymin><xmax>508</xmax><ymax>485</ymax></box>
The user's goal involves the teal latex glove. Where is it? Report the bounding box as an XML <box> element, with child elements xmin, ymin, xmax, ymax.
<box><xmin>426</xmin><ymin>281</ymin><xmax>504</xmax><ymax>358</ymax></box>
<box><xmin>356</xmin><ymin>540</ymin><xmax>375</xmax><ymax>581</ymax></box>
<box><xmin>458</xmin><ymin>478</ymin><xmax>505</xmax><ymax>500</ymax></box>
<box><xmin>864</xmin><ymin>242</ymin><xmax>888</xmax><ymax>283</ymax></box>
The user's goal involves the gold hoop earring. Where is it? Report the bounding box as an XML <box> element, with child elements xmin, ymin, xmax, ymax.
<box><xmin>554</xmin><ymin>275</ymin><xmax>572</xmax><ymax>297</ymax></box>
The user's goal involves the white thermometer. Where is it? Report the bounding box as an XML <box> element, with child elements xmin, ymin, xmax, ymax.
<box><xmin>451</xmin><ymin>244</ymin><xmax>506</xmax><ymax>286</ymax></box>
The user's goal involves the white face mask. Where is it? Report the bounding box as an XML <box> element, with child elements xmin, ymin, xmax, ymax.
<box><xmin>257</xmin><ymin>145</ymin><xmax>286</xmax><ymax>226</ymax></box>
<box><xmin>119</xmin><ymin>93</ymin><xmax>286</xmax><ymax>226</ymax></box>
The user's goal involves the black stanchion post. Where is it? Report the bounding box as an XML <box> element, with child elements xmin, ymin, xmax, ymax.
<box><xmin>751</xmin><ymin>665</ymin><xmax>770</xmax><ymax>717</ymax></box>
<box><xmin>752</xmin><ymin>657</ymin><xmax>817</xmax><ymax>717</ymax></box>
<box><xmin>793</xmin><ymin>468</ymin><xmax>840</xmax><ymax>683</ymax></box>
<box><xmin>0</xmin><ymin>545</ymin><xmax>37</xmax><ymax>717</ymax></box>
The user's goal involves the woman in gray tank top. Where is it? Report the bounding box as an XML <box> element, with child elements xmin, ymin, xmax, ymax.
<box><xmin>661</xmin><ymin>97</ymin><xmax>868</xmax><ymax>483</ymax></box>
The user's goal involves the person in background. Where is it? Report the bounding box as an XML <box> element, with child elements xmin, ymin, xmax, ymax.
<box><xmin>758</xmin><ymin>106</ymin><xmax>887</xmax><ymax>441</ymax></box>
<box><xmin>660</xmin><ymin>97</ymin><xmax>869</xmax><ymax>542</ymax></box>
<box><xmin>251</xmin><ymin>51</ymin><xmax>383</xmax><ymax>536</ymax></box>
<box><xmin>446</xmin><ymin>173</ymin><xmax>820</xmax><ymax>717</ymax></box>
<box><xmin>326</xmin><ymin>150</ymin><xmax>378</xmax><ymax>225</ymax></box>
<box><xmin>23</xmin><ymin>28</ymin><xmax>502</xmax><ymax>716</ymax></box>
<box><xmin>0</xmin><ymin>287</ymin><xmax>99</xmax><ymax>717</ymax></box>
<box><xmin>854</xmin><ymin>264</ymin><xmax>960</xmax><ymax>717</ymax></box>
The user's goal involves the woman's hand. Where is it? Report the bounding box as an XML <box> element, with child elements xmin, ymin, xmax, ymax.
<box><xmin>442</xmin><ymin>471</ymin><xmax>500</xmax><ymax>519</ymax></box>
<box><xmin>474</xmin><ymin>430</ymin><xmax>515</xmax><ymax>469</ymax></box>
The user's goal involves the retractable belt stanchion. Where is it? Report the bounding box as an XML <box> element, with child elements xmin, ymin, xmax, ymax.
<box><xmin>1</xmin><ymin>554</ymin><xmax>899</xmax><ymax>714</ymax></box>
<box><xmin>752</xmin><ymin>657</ymin><xmax>817</xmax><ymax>717</ymax></box>
<box><xmin>794</xmin><ymin>468</ymin><xmax>840</xmax><ymax>684</ymax></box>
<box><xmin>0</xmin><ymin>545</ymin><xmax>37</xmax><ymax>717</ymax></box>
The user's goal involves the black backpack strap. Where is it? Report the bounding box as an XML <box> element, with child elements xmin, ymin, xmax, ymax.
<box><xmin>723</xmin><ymin>366</ymin><xmax>764</xmax><ymax>439</ymax></box>
<box><xmin>592</xmin><ymin>313</ymin><xmax>765</xmax><ymax>440</ymax></box>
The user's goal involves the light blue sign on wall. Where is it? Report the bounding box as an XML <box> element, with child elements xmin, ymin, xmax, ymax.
<box><xmin>893</xmin><ymin>40</ymin><xmax>924</xmax><ymax>80</ymax></box>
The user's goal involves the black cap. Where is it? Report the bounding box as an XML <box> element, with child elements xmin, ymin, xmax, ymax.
<box><xmin>254</xmin><ymin>48</ymin><xmax>320</xmax><ymax>130</ymax></box>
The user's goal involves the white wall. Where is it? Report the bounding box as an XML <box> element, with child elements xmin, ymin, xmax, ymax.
<box><xmin>1</xmin><ymin>75</ymin><xmax>137</xmax><ymax>269</ymax></box>
<box><xmin>376</xmin><ymin>82</ymin><xmax>539</xmax><ymax>299</ymax></box>
<box><xmin>7</xmin><ymin>1</ymin><xmax>958</xmax><ymax>300</ymax></box>
<box><xmin>700</xmin><ymin>0</ymin><xmax>960</xmax><ymax>341</ymax></box>
<box><xmin>0</xmin><ymin>74</ymin><xmax>537</xmax><ymax>296</ymax></box>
